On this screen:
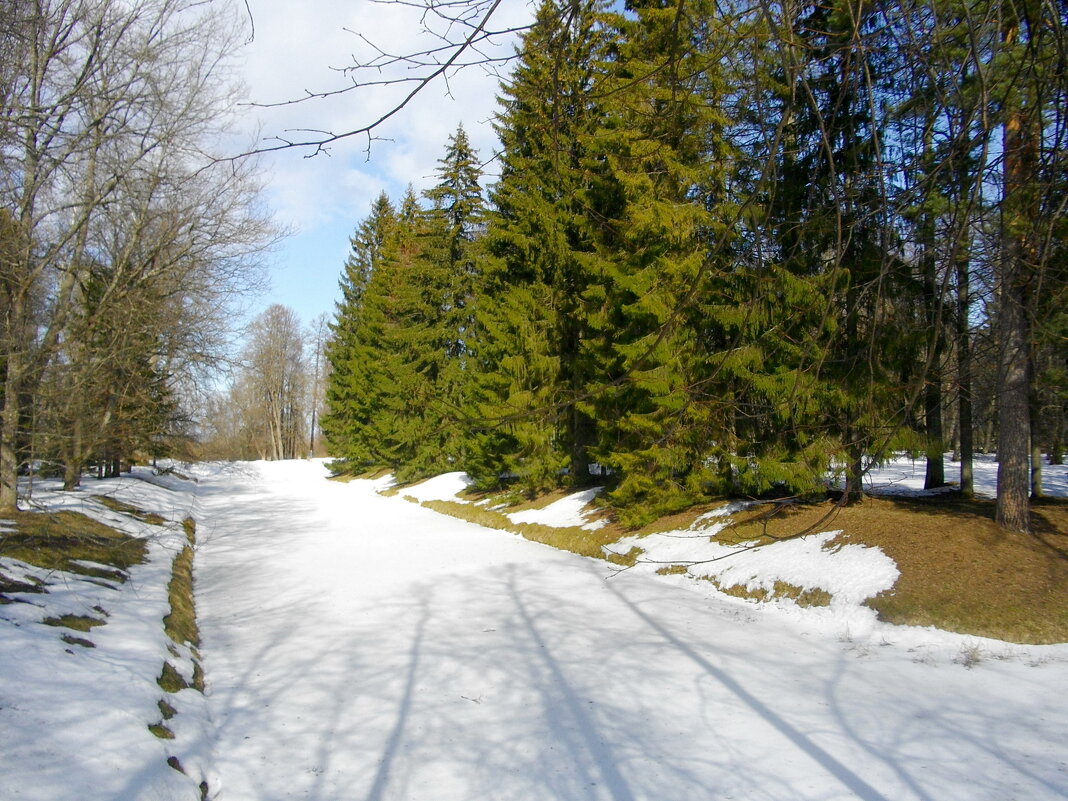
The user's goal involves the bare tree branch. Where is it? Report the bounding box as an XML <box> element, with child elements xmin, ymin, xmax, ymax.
<box><xmin>227</xmin><ymin>0</ymin><xmax>528</xmax><ymax>161</ymax></box>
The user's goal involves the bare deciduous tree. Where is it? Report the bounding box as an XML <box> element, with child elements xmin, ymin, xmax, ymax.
<box><xmin>0</xmin><ymin>0</ymin><xmax>275</xmax><ymax>507</ymax></box>
<box><xmin>241</xmin><ymin>304</ymin><xmax>307</xmax><ymax>461</ymax></box>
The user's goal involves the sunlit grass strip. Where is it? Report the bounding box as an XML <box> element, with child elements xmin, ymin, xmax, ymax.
<box><xmin>158</xmin><ymin>512</ymin><xmax>204</xmax><ymax>770</ymax></box>
<box><xmin>163</xmin><ymin>545</ymin><xmax>199</xmax><ymax>650</ymax></box>
<box><xmin>417</xmin><ymin>499</ymin><xmax>639</xmax><ymax>566</ymax></box>
<box><xmin>0</xmin><ymin>510</ymin><xmax>146</xmax><ymax>577</ymax></box>
<box><xmin>182</xmin><ymin>517</ymin><xmax>196</xmax><ymax>546</ymax></box>
<box><xmin>95</xmin><ymin>495</ymin><xmax>167</xmax><ymax>526</ymax></box>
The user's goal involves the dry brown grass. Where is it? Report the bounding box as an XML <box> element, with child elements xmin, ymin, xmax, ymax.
<box><xmin>712</xmin><ymin>494</ymin><xmax>1068</xmax><ymax>643</ymax></box>
<box><xmin>417</xmin><ymin>499</ymin><xmax>639</xmax><ymax>565</ymax></box>
<box><xmin>655</xmin><ymin>564</ymin><xmax>690</xmax><ymax>575</ymax></box>
<box><xmin>42</xmin><ymin>613</ymin><xmax>106</xmax><ymax>631</ymax></box>
<box><xmin>699</xmin><ymin>578</ymin><xmax>832</xmax><ymax>608</ymax></box>
<box><xmin>0</xmin><ymin>510</ymin><xmax>146</xmax><ymax>587</ymax></box>
<box><xmin>163</xmin><ymin>545</ymin><xmax>199</xmax><ymax>650</ymax></box>
<box><xmin>181</xmin><ymin>517</ymin><xmax>196</xmax><ymax>546</ymax></box>
<box><xmin>94</xmin><ymin>495</ymin><xmax>166</xmax><ymax>526</ymax></box>
<box><xmin>329</xmin><ymin>466</ymin><xmax>392</xmax><ymax>483</ymax></box>
<box><xmin>161</xmin><ymin>522</ymin><xmax>205</xmax><ymax>691</ymax></box>
<box><xmin>637</xmin><ymin>503</ymin><xmax>731</xmax><ymax>536</ymax></box>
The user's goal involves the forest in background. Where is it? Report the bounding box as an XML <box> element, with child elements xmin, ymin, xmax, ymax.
<box><xmin>4</xmin><ymin>0</ymin><xmax>1063</xmax><ymax>537</ymax></box>
<box><xmin>321</xmin><ymin>0</ymin><xmax>1067</xmax><ymax>532</ymax></box>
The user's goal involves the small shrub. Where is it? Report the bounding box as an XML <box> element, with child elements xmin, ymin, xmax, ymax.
<box><xmin>954</xmin><ymin>644</ymin><xmax>983</xmax><ymax>669</ymax></box>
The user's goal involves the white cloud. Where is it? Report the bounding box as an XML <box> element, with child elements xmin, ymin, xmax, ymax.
<box><xmin>231</xmin><ymin>0</ymin><xmax>535</xmax><ymax>323</ymax></box>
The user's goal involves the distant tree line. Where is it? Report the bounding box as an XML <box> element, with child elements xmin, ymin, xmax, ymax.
<box><xmin>197</xmin><ymin>306</ymin><xmax>329</xmax><ymax>462</ymax></box>
<box><xmin>0</xmin><ymin>0</ymin><xmax>275</xmax><ymax>508</ymax></box>
<box><xmin>323</xmin><ymin>0</ymin><xmax>1066</xmax><ymax>533</ymax></box>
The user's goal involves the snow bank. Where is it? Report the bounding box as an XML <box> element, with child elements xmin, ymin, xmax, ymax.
<box><xmin>605</xmin><ymin>515</ymin><xmax>898</xmax><ymax>612</ymax></box>
<box><xmin>196</xmin><ymin>460</ymin><xmax>1068</xmax><ymax>801</ymax></box>
<box><xmin>5</xmin><ymin>458</ymin><xmax>1068</xmax><ymax>801</ymax></box>
<box><xmin>507</xmin><ymin>486</ymin><xmax>606</xmax><ymax>530</ymax></box>
<box><xmin>400</xmin><ymin>471</ymin><xmax>473</xmax><ymax>503</ymax></box>
<box><xmin>0</xmin><ymin>473</ymin><xmax>207</xmax><ymax>801</ymax></box>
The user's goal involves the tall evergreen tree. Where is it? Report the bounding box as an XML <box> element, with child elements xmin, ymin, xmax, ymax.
<box><xmin>758</xmin><ymin>0</ymin><xmax>916</xmax><ymax>502</ymax></box>
<box><xmin>579</xmin><ymin>0</ymin><xmax>740</xmax><ymax>523</ymax></box>
<box><xmin>322</xmin><ymin>192</ymin><xmax>398</xmax><ymax>468</ymax></box>
<box><xmin>467</xmin><ymin>0</ymin><xmax>613</xmax><ymax>494</ymax></box>
<box><xmin>324</xmin><ymin>128</ymin><xmax>486</xmax><ymax>482</ymax></box>
<box><xmin>408</xmin><ymin>126</ymin><xmax>486</xmax><ymax>474</ymax></box>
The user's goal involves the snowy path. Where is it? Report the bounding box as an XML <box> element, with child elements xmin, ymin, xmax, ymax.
<box><xmin>195</xmin><ymin>461</ymin><xmax>1068</xmax><ymax>801</ymax></box>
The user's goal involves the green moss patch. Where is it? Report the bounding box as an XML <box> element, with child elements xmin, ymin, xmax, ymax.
<box><xmin>0</xmin><ymin>511</ymin><xmax>146</xmax><ymax>579</ymax></box>
<box><xmin>42</xmin><ymin>614</ymin><xmax>106</xmax><ymax>632</ymax></box>
<box><xmin>163</xmin><ymin>545</ymin><xmax>199</xmax><ymax>649</ymax></box>
<box><xmin>157</xmin><ymin>662</ymin><xmax>188</xmax><ymax>693</ymax></box>
<box><xmin>61</xmin><ymin>634</ymin><xmax>96</xmax><ymax>648</ymax></box>
<box><xmin>94</xmin><ymin>495</ymin><xmax>167</xmax><ymax>526</ymax></box>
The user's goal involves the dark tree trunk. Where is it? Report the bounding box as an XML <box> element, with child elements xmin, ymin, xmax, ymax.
<box><xmin>996</xmin><ymin>267</ymin><xmax>1032</xmax><ymax>531</ymax></box>
<box><xmin>844</xmin><ymin>437</ymin><xmax>865</xmax><ymax>504</ymax></box>
<box><xmin>957</xmin><ymin>248</ymin><xmax>974</xmax><ymax>497</ymax></box>
<box><xmin>995</xmin><ymin>17</ymin><xmax>1037</xmax><ymax>534</ymax></box>
<box><xmin>0</xmin><ymin>334</ymin><xmax>23</xmax><ymax>511</ymax></box>
<box><xmin>921</xmin><ymin>204</ymin><xmax>946</xmax><ymax>490</ymax></box>
<box><xmin>63</xmin><ymin>417</ymin><xmax>84</xmax><ymax>491</ymax></box>
<box><xmin>1030</xmin><ymin>394</ymin><xmax>1044</xmax><ymax>499</ymax></box>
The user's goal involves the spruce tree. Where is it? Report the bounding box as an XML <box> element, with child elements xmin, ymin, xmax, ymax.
<box><xmin>358</xmin><ymin>188</ymin><xmax>431</xmax><ymax>473</ymax></box>
<box><xmin>322</xmin><ymin>192</ymin><xmax>398</xmax><ymax>469</ymax></box>
<box><xmin>467</xmin><ymin>0</ymin><xmax>613</xmax><ymax>495</ymax></box>
<box><xmin>579</xmin><ymin>0</ymin><xmax>735</xmax><ymax>522</ymax></box>
<box><xmin>407</xmin><ymin>126</ymin><xmax>486</xmax><ymax>476</ymax></box>
<box><xmin>759</xmin><ymin>0</ymin><xmax>914</xmax><ymax>502</ymax></box>
<box><xmin>325</xmin><ymin>129</ymin><xmax>487</xmax><ymax>480</ymax></box>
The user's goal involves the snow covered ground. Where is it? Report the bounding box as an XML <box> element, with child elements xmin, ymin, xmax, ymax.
<box><xmin>1</xmin><ymin>456</ymin><xmax>1067</xmax><ymax>800</ymax></box>
<box><xmin>861</xmin><ymin>452</ymin><xmax>1068</xmax><ymax>498</ymax></box>
<box><xmin>0</xmin><ymin>468</ymin><xmax>205</xmax><ymax>800</ymax></box>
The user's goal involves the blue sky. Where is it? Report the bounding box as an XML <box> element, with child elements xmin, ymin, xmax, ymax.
<box><xmin>235</xmin><ymin>1</ymin><xmax>536</xmax><ymax>332</ymax></box>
